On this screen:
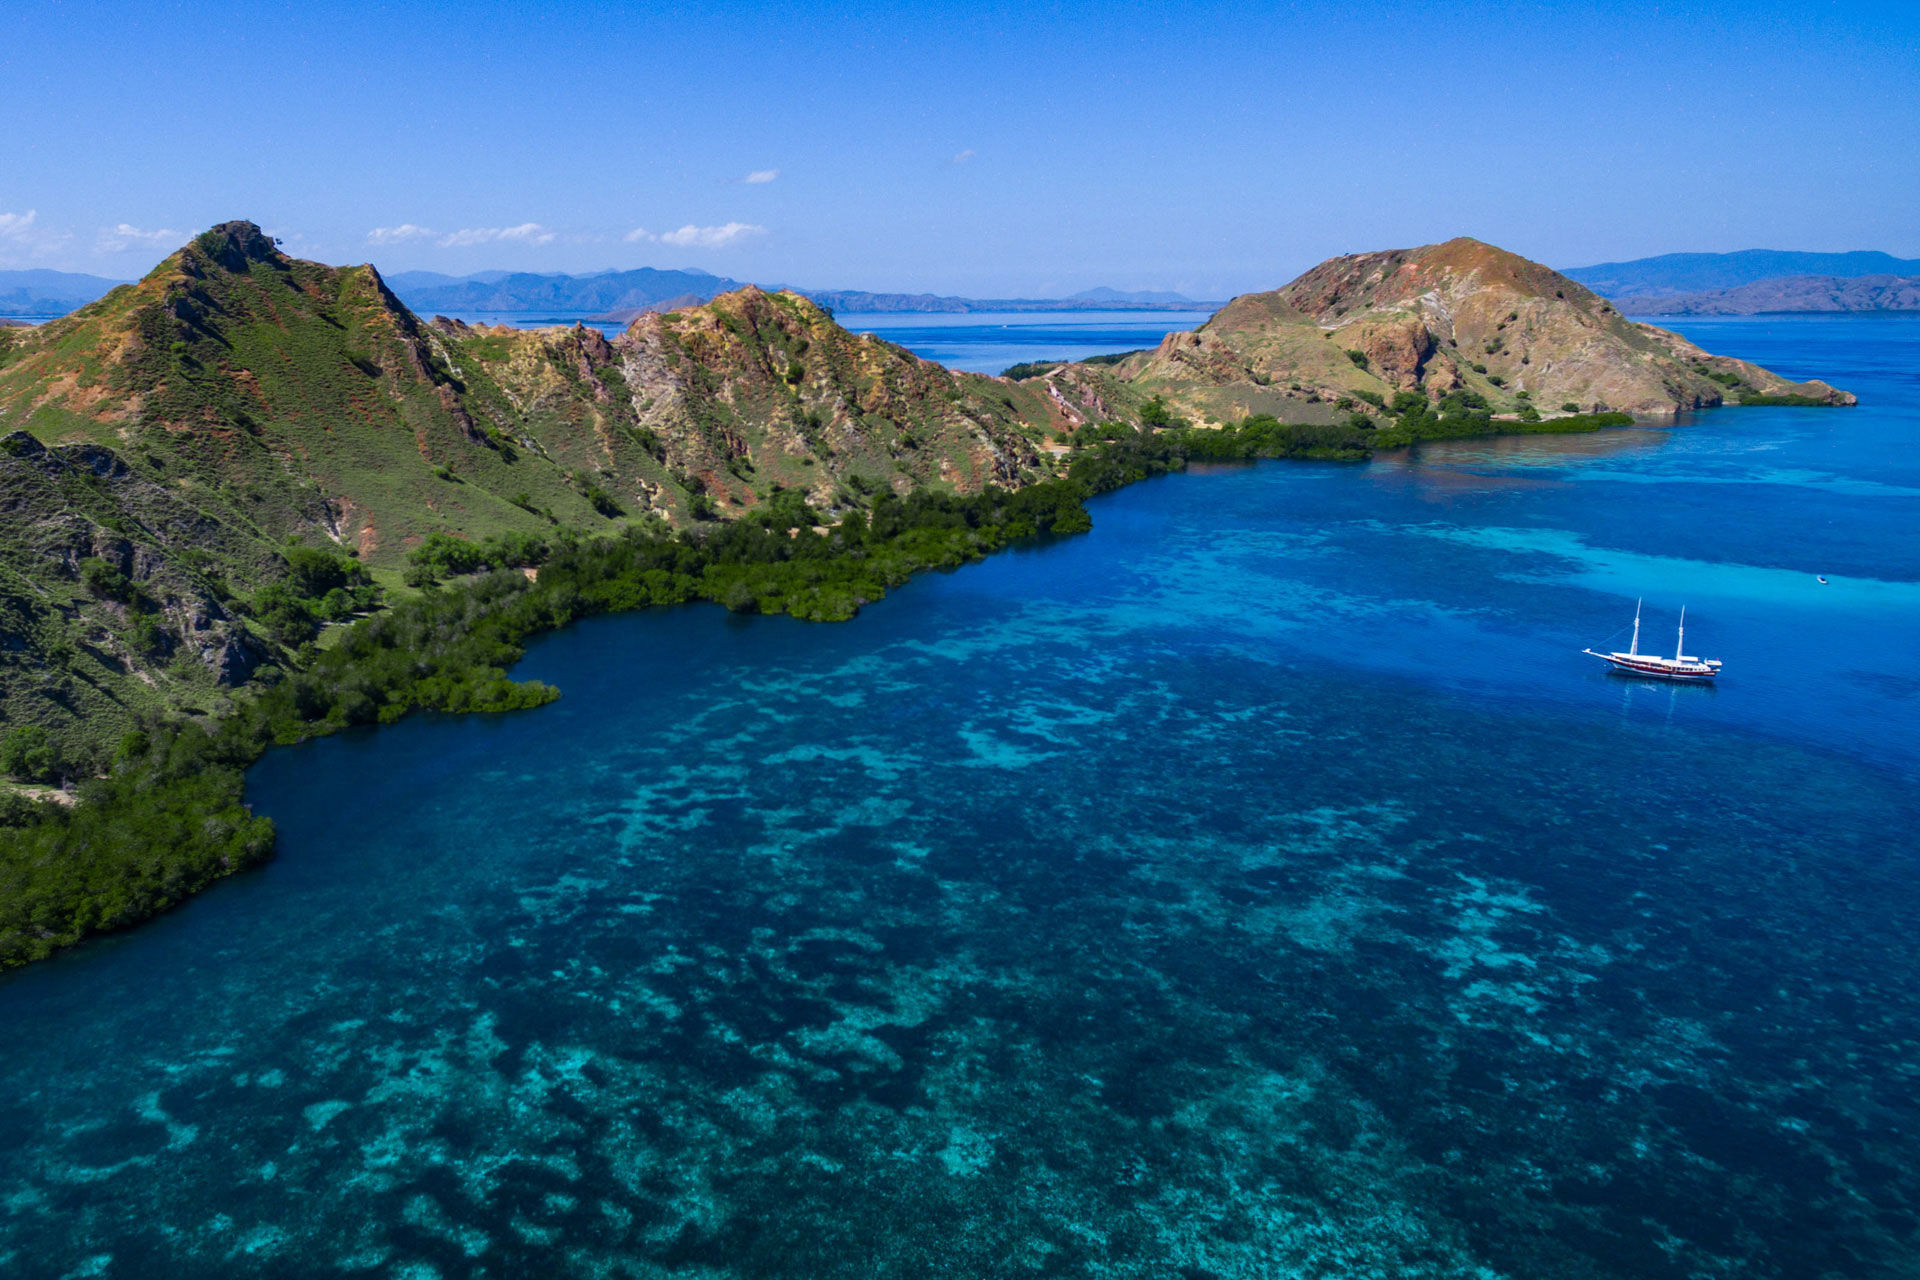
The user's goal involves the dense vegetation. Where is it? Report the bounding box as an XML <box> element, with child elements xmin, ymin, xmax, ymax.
<box><xmin>1739</xmin><ymin>393</ymin><xmax>1847</xmax><ymax>408</ymax></box>
<box><xmin>0</xmin><ymin>397</ymin><xmax>1703</xmax><ymax>969</ymax></box>
<box><xmin>0</xmin><ymin>453</ymin><xmax>1122</xmax><ymax>968</ymax></box>
<box><xmin>1375</xmin><ymin>391</ymin><xmax>1633</xmax><ymax>446</ymax></box>
<box><xmin>1166</xmin><ymin>415</ymin><xmax>1372</xmax><ymax>460</ymax></box>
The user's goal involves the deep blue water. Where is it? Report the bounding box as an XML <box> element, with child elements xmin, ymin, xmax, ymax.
<box><xmin>2</xmin><ymin>316</ymin><xmax>1918</xmax><ymax>1277</ymax></box>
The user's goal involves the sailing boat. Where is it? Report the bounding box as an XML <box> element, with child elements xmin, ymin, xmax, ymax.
<box><xmin>1583</xmin><ymin>600</ymin><xmax>1722</xmax><ymax>682</ymax></box>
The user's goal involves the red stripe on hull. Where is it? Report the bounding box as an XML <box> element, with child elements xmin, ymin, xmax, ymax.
<box><xmin>1602</xmin><ymin>659</ymin><xmax>1717</xmax><ymax>681</ymax></box>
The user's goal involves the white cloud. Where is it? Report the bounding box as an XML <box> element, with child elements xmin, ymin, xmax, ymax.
<box><xmin>367</xmin><ymin>224</ymin><xmax>436</xmax><ymax>244</ymax></box>
<box><xmin>439</xmin><ymin>222</ymin><xmax>556</xmax><ymax>248</ymax></box>
<box><xmin>624</xmin><ymin>223</ymin><xmax>766</xmax><ymax>248</ymax></box>
<box><xmin>96</xmin><ymin>223</ymin><xmax>183</xmax><ymax>253</ymax></box>
<box><xmin>0</xmin><ymin>210</ymin><xmax>76</xmax><ymax>264</ymax></box>
<box><xmin>951</xmin><ymin>149</ymin><xmax>976</xmax><ymax>164</ymax></box>
<box><xmin>744</xmin><ymin>169</ymin><xmax>779</xmax><ymax>184</ymax></box>
<box><xmin>656</xmin><ymin>222</ymin><xmax>766</xmax><ymax>249</ymax></box>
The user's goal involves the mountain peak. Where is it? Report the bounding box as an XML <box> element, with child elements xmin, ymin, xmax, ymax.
<box><xmin>181</xmin><ymin>220</ymin><xmax>285</xmax><ymax>275</ymax></box>
<box><xmin>1274</xmin><ymin>237</ymin><xmax>1597</xmax><ymax>328</ymax></box>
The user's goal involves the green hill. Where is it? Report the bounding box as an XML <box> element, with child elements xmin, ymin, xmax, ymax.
<box><xmin>0</xmin><ymin>222</ymin><xmax>1058</xmax><ymax>771</ymax></box>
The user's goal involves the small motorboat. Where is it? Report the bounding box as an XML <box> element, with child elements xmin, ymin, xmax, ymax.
<box><xmin>1817</xmin><ymin>575</ymin><xmax>1828</xmax><ymax>584</ymax></box>
<box><xmin>1583</xmin><ymin>600</ymin><xmax>1722</xmax><ymax>682</ymax></box>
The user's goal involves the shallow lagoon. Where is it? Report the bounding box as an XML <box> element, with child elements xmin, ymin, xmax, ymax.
<box><xmin>1</xmin><ymin>317</ymin><xmax>1917</xmax><ymax>1277</ymax></box>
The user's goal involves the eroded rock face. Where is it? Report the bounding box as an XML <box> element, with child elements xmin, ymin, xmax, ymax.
<box><xmin>1345</xmin><ymin>317</ymin><xmax>1433</xmax><ymax>391</ymax></box>
<box><xmin>1421</xmin><ymin>353</ymin><xmax>1463</xmax><ymax>397</ymax></box>
<box><xmin>199</xmin><ymin>626</ymin><xmax>262</xmax><ymax>686</ymax></box>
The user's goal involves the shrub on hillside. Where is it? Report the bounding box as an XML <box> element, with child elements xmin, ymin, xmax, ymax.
<box><xmin>1</xmin><ymin>726</ymin><xmax>61</xmax><ymax>784</ymax></box>
<box><xmin>79</xmin><ymin>557</ymin><xmax>135</xmax><ymax>602</ymax></box>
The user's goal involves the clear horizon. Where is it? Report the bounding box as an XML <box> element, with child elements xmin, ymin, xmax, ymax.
<box><xmin>4</xmin><ymin>0</ymin><xmax>1915</xmax><ymax>296</ymax></box>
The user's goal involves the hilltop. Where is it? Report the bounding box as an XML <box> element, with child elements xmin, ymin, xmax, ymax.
<box><xmin>1060</xmin><ymin>238</ymin><xmax>1852</xmax><ymax>426</ymax></box>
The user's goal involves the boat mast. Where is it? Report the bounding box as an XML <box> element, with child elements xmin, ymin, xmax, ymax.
<box><xmin>1676</xmin><ymin>606</ymin><xmax>1686</xmax><ymax>660</ymax></box>
<box><xmin>1630</xmin><ymin>599</ymin><xmax>1641</xmax><ymax>656</ymax></box>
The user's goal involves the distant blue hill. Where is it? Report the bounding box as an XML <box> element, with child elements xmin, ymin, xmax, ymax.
<box><xmin>388</xmin><ymin>267</ymin><xmax>743</xmax><ymax>315</ymax></box>
<box><xmin>1068</xmin><ymin>286</ymin><xmax>1204</xmax><ymax>305</ymax></box>
<box><xmin>0</xmin><ymin>269</ymin><xmax>126</xmax><ymax>316</ymax></box>
<box><xmin>392</xmin><ymin>269</ymin><xmax>1217</xmax><ymax>318</ymax></box>
<box><xmin>383</xmin><ymin>269</ymin><xmax>515</xmax><ymax>290</ymax></box>
<box><xmin>1564</xmin><ymin>250</ymin><xmax>1920</xmax><ymax>298</ymax></box>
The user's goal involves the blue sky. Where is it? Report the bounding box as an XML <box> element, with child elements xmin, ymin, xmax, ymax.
<box><xmin>3</xmin><ymin>0</ymin><xmax>1915</xmax><ymax>295</ymax></box>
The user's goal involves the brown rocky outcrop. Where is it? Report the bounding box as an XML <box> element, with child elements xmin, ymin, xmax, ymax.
<box><xmin>1344</xmin><ymin>316</ymin><xmax>1433</xmax><ymax>391</ymax></box>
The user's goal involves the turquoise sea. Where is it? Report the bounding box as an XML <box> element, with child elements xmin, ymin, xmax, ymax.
<box><xmin>2</xmin><ymin>315</ymin><xmax>1917</xmax><ymax>1277</ymax></box>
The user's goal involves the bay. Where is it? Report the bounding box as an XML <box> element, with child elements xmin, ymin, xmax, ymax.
<box><xmin>1</xmin><ymin>317</ymin><xmax>1916</xmax><ymax>1278</ymax></box>
<box><xmin>822</xmin><ymin>310</ymin><xmax>1208</xmax><ymax>373</ymax></box>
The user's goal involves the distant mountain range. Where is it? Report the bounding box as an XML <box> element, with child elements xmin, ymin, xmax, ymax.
<box><xmin>1563</xmin><ymin>250</ymin><xmax>1920</xmax><ymax>299</ymax></box>
<box><xmin>1612</xmin><ymin>274</ymin><xmax>1920</xmax><ymax>316</ymax></box>
<box><xmin>0</xmin><ymin>268</ymin><xmax>130</xmax><ymax>317</ymax></box>
<box><xmin>388</xmin><ymin>272</ymin><xmax>1220</xmax><ymax>321</ymax></box>
<box><xmin>1</xmin><ymin>265</ymin><xmax>1217</xmax><ymax>321</ymax></box>
<box><xmin>385</xmin><ymin>267</ymin><xmax>734</xmax><ymax>314</ymax></box>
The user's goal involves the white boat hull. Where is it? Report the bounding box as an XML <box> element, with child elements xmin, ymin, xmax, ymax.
<box><xmin>1583</xmin><ymin>649</ymin><xmax>1721</xmax><ymax>682</ymax></box>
